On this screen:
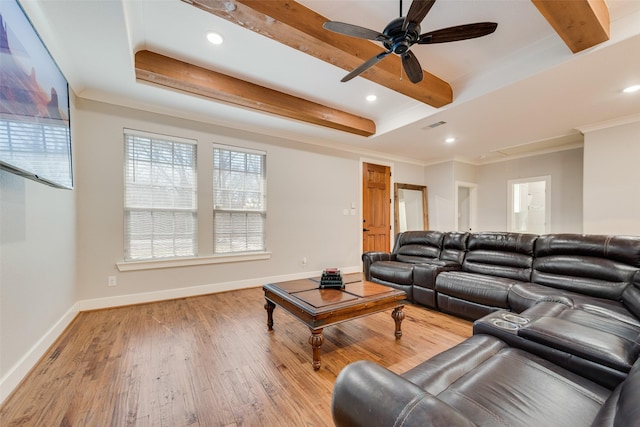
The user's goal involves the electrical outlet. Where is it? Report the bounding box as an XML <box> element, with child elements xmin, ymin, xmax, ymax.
<box><xmin>108</xmin><ymin>276</ymin><xmax>117</xmax><ymax>287</ymax></box>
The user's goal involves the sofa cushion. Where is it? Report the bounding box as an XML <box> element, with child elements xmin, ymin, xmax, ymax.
<box><xmin>508</xmin><ymin>282</ymin><xmax>633</xmax><ymax>314</ymax></box>
<box><xmin>394</xmin><ymin>230</ymin><xmax>444</xmax><ymax>263</ymax></box>
<box><xmin>462</xmin><ymin>232</ymin><xmax>537</xmax><ymax>282</ymax></box>
<box><xmin>432</xmin><ymin>346</ymin><xmax>609</xmax><ymax>427</ymax></box>
<box><xmin>517</xmin><ymin>317</ymin><xmax>640</xmax><ymax>374</ymax></box>
<box><xmin>436</xmin><ymin>272</ymin><xmax>524</xmax><ymax>309</ymax></box>
<box><xmin>439</xmin><ymin>231</ymin><xmax>469</xmax><ymax>264</ymax></box>
<box><xmin>532</xmin><ymin>234</ymin><xmax>640</xmax><ymax>300</ymax></box>
<box><xmin>369</xmin><ymin>261</ymin><xmax>413</xmax><ymax>285</ymax></box>
<box><xmin>534</xmin><ymin>234</ymin><xmax>640</xmax><ymax>267</ymax></box>
<box><xmin>558</xmin><ymin>306</ymin><xmax>640</xmax><ymax>335</ymax></box>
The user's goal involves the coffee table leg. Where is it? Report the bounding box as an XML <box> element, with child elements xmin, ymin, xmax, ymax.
<box><xmin>264</xmin><ymin>300</ymin><xmax>275</xmax><ymax>331</ymax></box>
<box><xmin>308</xmin><ymin>329</ymin><xmax>325</xmax><ymax>370</ymax></box>
<box><xmin>392</xmin><ymin>305</ymin><xmax>405</xmax><ymax>339</ymax></box>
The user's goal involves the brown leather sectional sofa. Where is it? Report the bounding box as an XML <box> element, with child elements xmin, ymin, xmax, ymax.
<box><xmin>332</xmin><ymin>230</ymin><xmax>640</xmax><ymax>426</ymax></box>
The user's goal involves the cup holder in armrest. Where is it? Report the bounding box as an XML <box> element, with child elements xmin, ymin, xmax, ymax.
<box><xmin>491</xmin><ymin>318</ymin><xmax>519</xmax><ymax>330</ymax></box>
<box><xmin>502</xmin><ymin>313</ymin><xmax>529</xmax><ymax>325</ymax></box>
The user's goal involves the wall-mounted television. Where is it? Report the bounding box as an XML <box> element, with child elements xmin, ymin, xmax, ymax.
<box><xmin>0</xmin><ymin>0</ymin><xmax>72</xmax><ymax>189</ymax></box>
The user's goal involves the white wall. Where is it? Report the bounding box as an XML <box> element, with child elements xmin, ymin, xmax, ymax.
<box><xmin>74</xmin><ymin>99</ymin><xmax>422</xmax><ymax>302</ymax></box>
<box><xmin>475</xmin><ymin>148</ymin><xmax>583</xmax><ymax>233</ymax></box>
<box><xmin>424</xmin><ymin>148</ymin><xmax>583</xmax><ymax>233</ymax></box>
<box><xmin>424</xmin><ymin>161</ymin><xmax>455</xmax><ymax>231</ymax></box>
<box><xmin>0</xmin><ymin>170</ymin><xmax>77</xmax><ymax>399</ymax></box>
<box><xmin>583</xmin><ymin>120</ymin><xmax>640</xmax><ymax>235</ymax></box>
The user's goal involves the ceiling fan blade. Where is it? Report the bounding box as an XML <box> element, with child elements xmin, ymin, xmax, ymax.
<box><xmin>402</xmin><ymin>51</ymin><xmax>423</xmax><ymax>83</ymax></box>
<box><xmin>418</xmin><ymin>22</ymin><xmax>498</xmax><ymax>44</ymax></box>
<box><xmin>323</xmin><ymin>21</ymin><xmax>389</xmax><ymax>42</ymax></box>
<box><xmin>403</xmin><ymin>0</ymin><xmax>437</xmax><ymax>31</ymax></box>
<box><xmin>341</xmin><ymin>51</ymin><xmax>392</xmax><ymax>82</ymax></box>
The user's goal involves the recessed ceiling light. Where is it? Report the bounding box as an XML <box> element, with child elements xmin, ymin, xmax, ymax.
<box><xmin>445</xmin><ymin>137</ymin><xmax>456</xmax><ymax>144</ymax></box>
<box><xmin>366</xmin><ymin>94</ymin><xmax>377</xmax><ymax>102</ymax></box>
<box><xmin>206</xmin><ymin>32</ymin><xmax>224</xmax><ymax>45</ymax></box>
<box><xmin>623</xmin><ymin>84</ymin><xmax>640</xmax><ymax>93</ymax></box>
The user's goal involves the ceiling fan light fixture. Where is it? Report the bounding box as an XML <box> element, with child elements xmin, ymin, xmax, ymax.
<box><xmin>622</xmin><ymin>84</ymin><xmax>640</xmax><ymax>93</ymax></box>
<box><xmin>366</xmin><ymin>94</ymin><xmax>377</xmax><ymax>102</ymax></box>
<box><xmin>206</xmin><ymin>32</ymin><xmax>224</xmax><ymax>45</ymax></box>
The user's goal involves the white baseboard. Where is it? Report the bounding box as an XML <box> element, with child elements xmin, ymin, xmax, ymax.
<box><xmin>0</xmin><ymin>303</ymin><xmax>80</xmax><ymax>404</ymax></box>
<box><xmin>78</xmin><ymin>266</ymin><xmax>360</xmax><ymax>311</ymax></box>
<box><xmin>0</xmin><ymin>266</ymin><xmax>361</xmax><ymax>403</ymax></box>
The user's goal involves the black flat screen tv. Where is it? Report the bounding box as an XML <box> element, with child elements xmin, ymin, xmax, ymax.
<box><xmin>0</xmin><ymin>0</ymin><xmax>72</xmax><ymax>189</ymax></box>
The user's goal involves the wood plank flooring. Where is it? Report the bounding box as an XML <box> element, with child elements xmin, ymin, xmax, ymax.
<box><xmin>1</xmin><ymin>286</ymin><xmax>471</xmax><ymax>426</ymax></box>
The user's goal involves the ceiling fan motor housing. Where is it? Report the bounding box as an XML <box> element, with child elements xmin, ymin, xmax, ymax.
<box><xmin>383</xmin><ymin>17</ymin><xmax>420</xmax><ymax>54</ymax></box>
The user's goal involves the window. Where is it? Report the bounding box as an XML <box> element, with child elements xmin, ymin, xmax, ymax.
<box><xmin>213</xmin><ymin>145</ymin><xmax>266</xmax><ymax>254</ymax></box>
<box><xmin>124</xmin><ymin>130</ymin><xmax>197</xmax><ymax>261</ymax></box>
<box><xmin>0</xmin><ymin>119</ymin><xmax>73</xmax><ymax>188</ymax></box>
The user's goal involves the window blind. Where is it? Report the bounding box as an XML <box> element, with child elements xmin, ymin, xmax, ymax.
<box><xmin>213</xmin><ymin>145</ymin><xmax>266</xmax><ymax>254</ymax></box>
<box><xmin>124</xmin><ymin>131</ymin><xmax>197</xmax><ymax>261</ymax></box>
<box><xmin>0</xmin><ymin>119</ymin><xmax>73</xmax><ymax>188</ymax></box>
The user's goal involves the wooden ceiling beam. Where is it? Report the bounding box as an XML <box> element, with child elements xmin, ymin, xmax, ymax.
<box><xmin>532</xmin><ymin>0</ymin><xmax>609</xmax><ymax>53</ymax></box>
<box><xmin>135</xmin><ymin>50</ymin><xmax>376</xmax><ymax>137</ymax></box>
<box><xmin>182</xmin><ymin>0</ymin><xmax>453</xmax><ymax>108</ymax></box>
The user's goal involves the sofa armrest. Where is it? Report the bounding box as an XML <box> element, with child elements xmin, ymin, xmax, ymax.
<box><xmin>362</xmin><ymin>251</ymin><xmax>395</xmax><ymax>280</ymax></box>
<box><xmin>413</xmin><ymin>262</ymin><xmax>462</xmax><ymax>290</ymax></box>
<box><xmin>332</xmin><ymin>360</ymin><xmax>477</xmax><ymax>427</ymax></box>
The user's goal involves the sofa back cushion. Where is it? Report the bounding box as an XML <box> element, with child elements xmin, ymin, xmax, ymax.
<box><xmin>393</xmin><ymin>230</ymin><xmax>444</xmax><ymax>263</ymax></box>
<box><xmin>440</xmin><ymin>232</ymin><xmax>469</xmax><ymax>264</ymax></box>
<box><xmin>532</xmin><ymin>234</ymin><xmax>640</xmax><ymax>301</ymax></box>
<box><xmin>462</xmin><ymin>232</ymin><xmax>537</xmax><ymax>281</ymax></box>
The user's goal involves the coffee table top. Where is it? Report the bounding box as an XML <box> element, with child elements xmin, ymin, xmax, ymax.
<box><xmin>263</xmin><ymin>273</ymin><xmax>406</xmax><ymax>329</ymax></box>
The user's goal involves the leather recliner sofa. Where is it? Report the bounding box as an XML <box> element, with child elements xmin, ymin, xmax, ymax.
<box><xmin>332</xmin><ymin>334</ymin><xmax>640</xmax><ymax>427</ymax></box>
<box><xmin>340</xmin><ymin>231</ymin><xmax>640</xmax><ymax>425</ymax></box>
<box><xmin>363</xmin><ymin>231</ymin><xmax>640</xmax><ymax>323</ymax></box>
<box><xmin>363</xmin><ymin>230</ymin><xmax>468</xmax><ymax>303</ymax></box>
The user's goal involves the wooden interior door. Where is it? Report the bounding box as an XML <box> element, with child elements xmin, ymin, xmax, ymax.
<box><xmin>362</xmin><ymin>162</ymin><xmax>391</xmax><ymax>253</ymax></box>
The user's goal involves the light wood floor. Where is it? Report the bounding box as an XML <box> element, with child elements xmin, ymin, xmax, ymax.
<box><xmin>1</xmin><ymin>286</ymin><xmax>471</xmax><ymax>426</ymax></box>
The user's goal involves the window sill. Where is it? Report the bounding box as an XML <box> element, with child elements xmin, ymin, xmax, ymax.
<box><xmin>116</xmin><ymin>252</ymin><xmax>272</xmax><ymax>272</ymax></box>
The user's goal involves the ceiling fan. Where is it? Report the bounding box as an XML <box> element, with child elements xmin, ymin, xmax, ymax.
<box><xmin>323</xmin><ymin>0</ymin><xmax>498</xmax><ymax>84</ymax></box>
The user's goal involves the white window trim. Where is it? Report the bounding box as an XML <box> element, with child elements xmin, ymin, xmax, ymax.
<box><xmin>116</xmin><ymin>251</ymin><xmax>272</xmax><ymax>271</ymax></box>
<box><xmin>124</xmin><ymin>128</ymin><xmax>197</xmax><ymax>145</ymax></box>
<box><xmin>212</xmin><ymin>142</ymin><xmax>265</xmax><ymax>155</ymax></box>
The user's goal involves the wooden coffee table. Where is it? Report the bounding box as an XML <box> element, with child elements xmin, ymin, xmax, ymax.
<box><xmin>263</xmin><ymin>273</ymin><xmax>406</xmax><ymax>370</ymax></box>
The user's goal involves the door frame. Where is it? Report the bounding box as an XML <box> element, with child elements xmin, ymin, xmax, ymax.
<box><xmin>454</xmin><ymin>181</ymin><xmax>478</xmax><ymax>232</ymax></box>
<box><xmin>360</xmin><ymin>158</ymin><xmax>395</xmax><ymax>256</ymax></box>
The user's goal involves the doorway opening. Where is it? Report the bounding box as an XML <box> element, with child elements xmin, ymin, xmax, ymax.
<box><xmin>455</xmin><ymin>181</ymin><xmax>477</xmax><ymax>232</ymax></box>
<box><xmin>507</xmin><ymin>176</ymin><xmax>550</xmax><ymax>234</ymax></box>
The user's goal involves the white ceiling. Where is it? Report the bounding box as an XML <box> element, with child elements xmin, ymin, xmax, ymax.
<box><xmin>19</xmin><ymin>0</ymin><xmax>640</xmax><ymax>165</ymax></box>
